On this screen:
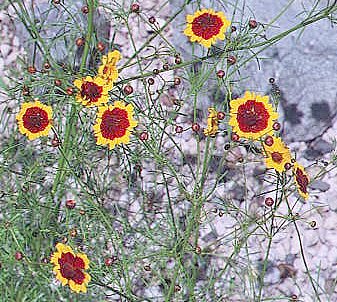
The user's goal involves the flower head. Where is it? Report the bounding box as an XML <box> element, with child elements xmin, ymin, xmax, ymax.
<box><xmin>184</xmin><ymin>9</ymin><xmax>231</xmax><ymax>48</ymax></box>
<box><xmin>97</xmin><ymin>50</ymin><xmax>121</xmax><ymax>82</ymax></box>
<box><xmin>74</xmin><ymin>76</ymin><xmax>113</xmax><ymax>107</ymax></box>
<box><xmin>263</xmin><ymin>137</ymin><xmax>292</xmax><ymax>173</ymax></box>
<box><xmin>50</xmin><ymin>243</ymin><xmax>90</xmax><ymax>293</ymax></box>
<box><xmin>93</xmin><ymin>101</ymin><xmax>138</xmax><ymax>149</ymax></box>
<box><xmin>203</xmin><ymin>107</ymin><xmax>218</xmax><ymax>136</ymax></box>
<box><xmin>16</xmin><ymin>100</ymin><xmax>53</xmax><ymax>140</ymax></box>
<box><xmin>229</xmin><ymin>91</ymin><xmax>278</xmax><ymax>140</ymax></box>
<box><xmin>293</xmin><ymin>162</ymin><xmax>309</xmax><ymax>200</ymax></box>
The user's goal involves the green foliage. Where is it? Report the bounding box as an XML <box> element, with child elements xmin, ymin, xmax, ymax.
<box><xmin>1</xmin><ymin>0</ymin><xmax>337</xmax><ymax>301</ymax></box>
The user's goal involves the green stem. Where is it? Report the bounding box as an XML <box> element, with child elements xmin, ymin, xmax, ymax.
<box><xmin>119</xmin><ymin>0</ymin><xmax>193</xmax><ymax>73</ymax></box>
<box><xmin>165</xmin><ymin>136</ymin><xmax>214</xmax><ymax>301</ymax></box>
<box><xmin>117</xmin><ymin>2</ymin><xmax>337</xmax><ymax>86</ymax></box>
<box><xmin>256</xmin><ymin>176</ymin><xmax>280</xmax><ymax>301</ymax></box>
<box><xmin>51</xmin><ymin>0</ymin><xmax>94</xmax><ymax>197</ymax></box>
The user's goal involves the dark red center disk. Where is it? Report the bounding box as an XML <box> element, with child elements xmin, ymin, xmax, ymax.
<box><xmin>191</xmin><ymin>13</ymin><xmax>224</xmax><ymax>40</ymax></box>
<box><xmin>100</xmin><ymin>108</ymin><xmax>130</xmax><ymax>140</ymax></box>
<box><xmin>295</xmin><ymin>167</ymin><xmax>309</xmax><ymax>194</ymax></box>
<box><xmin>236</xmin><ymin>100</ymin><xmax>270</xmax><ymax>133</ymax></box>
<box><xmin>271</xmin><ymin>152</ymin><xmax>283</xmax><ymax>164</ymax></box>
<box><xmin>22</xmin><ymin>106</ymin><xmax>49</xmax><ymax>133</ymax></box>
<box><xmin>58</xmin><ymin>252</ymin><xmax>86</xmax><ymax>285</ymax></box>
<box><xmin>81</xmin><ymin>81</ymin><xmax>103</xmax><ymax>103</ymax></box>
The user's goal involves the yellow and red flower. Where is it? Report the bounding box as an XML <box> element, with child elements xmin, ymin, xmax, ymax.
<box><xmin>16</xmin><ymin>100</ymin><xmax>53</xmax><ymax>140</ymax></box>
<box><xmin>263</xmin><ymin>137</ymin><xmax>292</xmax><ymax>173</ymax></box>
<box><xmin>50</xmin><ymin>243</ymin><xmax>90</xmax><ymax>293</ymax></box>
<box><xmin>293</xmin><ymin>162</ymin><xmax>310</xmax><ymax>200</ymax></box>
<box><xmin>203</xmin><ymin>107</ymin><xmax>219</xmax><ymax>136</ymax></box>
<box><xmin>184</xmin><ymin>9</ymin><xmax>231</xmax><ymax>48</ymax></box>
<box><xmin>97</xmin><ymin>50</ymin><xmax>121</xmax><ymax>82</ymax></box>
<box><xmin>93</xmin><ymin>101</ymin><xmax>138</xmax><ymax>149</ymax></box>
<box><xmin>74</xmin><ymin>76</ymin><xmax>113</xmax><ymax>107</ymax></box>
<box><xmin>229</xmin><ymin>91</ymin><xmax>278</xmax><ymax>140</ymax></box>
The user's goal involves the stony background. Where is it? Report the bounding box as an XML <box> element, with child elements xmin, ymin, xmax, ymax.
<box><xmin>170</xmin><ymin>0</ymin><xmax>337</xmax><ymax>300</ymax></box>
<box><xmin>1</xmin><ymin>0</ymin><xmax>337</xmax><ymax>301</ymax></box>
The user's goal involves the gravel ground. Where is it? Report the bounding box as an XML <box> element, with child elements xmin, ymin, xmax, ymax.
<box><xmin>1</xmin><ymin>0</ymin><xmax>337</xmax><ymax>301</ymax></box>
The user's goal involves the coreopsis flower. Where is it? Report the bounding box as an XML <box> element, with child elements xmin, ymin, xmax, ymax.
<box><xmin>229</xmin><ymin>91</ymin><xmax>278</xmax><ymax>140</ymax></box>
<box><xmin>50</xmin><ymin>243</ymin><xmax>90</xmax><ymax>293</ymax></box>
<box><xmin>184</xmin><ymin>9</ymin><xmax>231</xmax><ymax>48</ymax></box>
<box><xmin>263</xmin><ymin>137</ymin><xmax>292</xmax><ymax>173</ymax></box>
<box><xmin>93</xmin><ymin>101</ymin><xmax>138</xmax><ymax>149</ymax></box>
<box><xmin>74</xmin><ymin>76</ymin><xmax>113</xmax><ymax>107</ymax></box>
<box><xmin>293</xmin><ymin>162</ymin><xmax>310</xmax><ymax>200</ymax></box>
<box><xmin>203</xmin><ymin>107</ymin><xmax>218</xmax><ymax>136</ymax></box>
<box><xmin>97</xmin><ymin>50</ymin><xmax>121</xmax><ymax>82</ymax></box>
<box><xmin>16</xmin><ymin>100</ymin><xmax>53</xmax><ymax>140</ymax></box>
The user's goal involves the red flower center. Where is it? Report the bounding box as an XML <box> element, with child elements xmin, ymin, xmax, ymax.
<box><xmin>295</xmin><ymin>168</ymin><xmax>309</xmax><ymax>194</ymax></box>
<box><xmin>271</xmin><ymin>152</ymin><xmax>283</xmax><ymax>164</ymax></box>
<box><xmin>81</xmin><ymin>81</ymin><xmax>103</xmax><ymax>103</ymax></box>
<box><xmin>191</xmin><ymin>13</ymin><xmax>224</xmax><ymax>40</ymax></box>
<box><xmin>100</xmin><ymin>108</ymin><xmax>130</xmax><ymax>140</ymax></box>
<box><xmin>22</xmin><ymin>107</ymin><xmax>49</xmax><ymax>133</ymax></box>
<box><xmin>236</xmin><ymin>100</ymin><xmax>270</xmax><ymax>133</ymax></box>
<box><xmin>58</xmin><ymin>252</ymin><xmax>85</xmax><ymax>285</ymax></box>
<box><xmin>103</xmin><ymin>66</ymin><xmax>109</xmax><ymax>74</ymax></box>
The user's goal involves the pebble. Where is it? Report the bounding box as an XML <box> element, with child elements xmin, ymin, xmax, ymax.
<box><xmin>325</xmin><ymin>190</ymin><xmax>337</xmax><ymax>211</ymax></box>
<box><xmin>322</xmin><ymin>212</ymin><xmax>337</xmax><ymax>230</ymax></box>
<box><xmin>322</xmin><ymin>230</ymin><xmax>337</xmax><ymax>246</ymax></box>
<box><xmin>325</xmin><ymin>278</ymin><xmax>337</xmax><ymax>294</ymax></box>
<box><xmin>2</xmin><ymin>1</ymin><xmax>337</xmax><ymax>301</ymax></box>
<box><xmin>290</xmin><ymin>235</ymin><xmax>301</xmax><ymax>254</ymax></box>
<box><xmin>5</xmin><ymin>52</ymin><xmax>17</xmax><ymax>65</ymax></box>
<box><xmin>303</xmin><ymin>229</ymin><xmax>319</xmax><ymax>247</ymax></box>
<box><xmin>309</xmin><ymin>180</ymin><xmax>331</xmax><ymax>192</ymax></box>
<box><xmin>312</xmin><ymin>138</ymin><xmax>335</xmax><ymax>155</ymax></box>
<box><xmin>304</xmin><ymin>148</ymin><xmax>323</xmax><ymax>160</ymax></box>
<box><xmin>0</xmin><ymin>44</ymin><xmax>11</xmax><ymax>57</ymax></box>
<box><xmin>213</xmin><ymin>216</ymin><xmax>237</xmax><ymax>236</ymax></box>
<box><xmin>264</xmin><ymin>266</ymin><xmax>280</xmax><ymax>284</ymax></box>
<box><xmin>293</xmin><ymin>257</ymin><xmax>307</xmax><ymax>273</ymax></box>
<box><xmin>327</xmin><ymin>247</ymin><xmax>337</xmax><ymax>263</ymax></box>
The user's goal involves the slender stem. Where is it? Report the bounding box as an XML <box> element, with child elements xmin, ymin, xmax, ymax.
<box><xmin>92</xmin><ymin>279</ymin><xmax>147</xmax><ymax>302</ymax></box>
<box><xmin>256</xmin><ymin>176</ymin><xmax>279</xmax><ymax>301</ymax></box>
<box><xmin>51</xmin><ymin>0</ymin><xmax>94</xmax><ymax>197</ymax></box>
<box><xmin>117</xmin><ymin>3</ymin><xmax>337</xmax><ymax>85</ymax></box>
<box><xmin>162</xmin><ymin>171</ymin><xmax>178</xmax><ymax>238</ymax></box>
<box><xmin>293</xmin><ymin>219</ymin><xmax>322</xmax><ymax>302</ymax></box>
<box><xmin>119</xmin><ymin>0</ymin><xmax>193</xmax><ymax>73</ymax></box>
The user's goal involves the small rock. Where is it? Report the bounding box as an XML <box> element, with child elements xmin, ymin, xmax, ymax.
<box><xmin>213</xmin><ymin>216</ymin><xmax>236</xmax><ymax>235</ymax></box>
<box><xmin>277</xmin><ymin>278</ymin><xmax>298</xmax><ymax>296</ymax></box>
<box><xmin>285</xmin><ymin>253</ymin><xmax>296</xmax><ymax>265</ymax></box>
<box><xmin>327</xmin><ymin>247</ymin><xmax>337</xmax><ymax>263</ymax></box>
<box><xmin>294</xmin><ymin>257</ymin><xmax>306</xmax><ymax>272</ymax></box>
<box><xmin>13</xmin><ymin>36</ymin><xmax>20</xmax><ymax>47</ymax></box>
<box><xmin>312</xmin><ymin>138</ymin><xmax>335</xmax><ymax>154</ymax></box>
<box><xmin>327</xmin><ymin>196</ymin><xmax>337</xmax><ymax>211</ymax></box>
<box><xmin>304</xmin><ymin>148</ymin><xmax>322</xmax><ymax>160</ymax></box>
<box><xmin>322</xmin><ymin>212</ymin><xmax>337</xmax><ymax>230</ymax></box>
<box><xmin>324</xmin><ymin>278</ymin><xmax>337</xmax><ymax>295</ymax></box>
<box><xmin>5</xmin><ymin>51</ymin><xmax>17</xmax><ymax>65</ymax></box>
<box><xmin>277</xmin><ymin>263</ymin><xmax>297</xmax><ymax>279</ymax></box>
<box><xmin>264</xmin><ymin>266</ymin><xmax>280</xmax><ymax>285</ymax></box>
<box><xmin>0</xmin><ymin>44</ymin><xmax>11</xmax><ymax>57</ymax></box>
<box><xmin>316</xmin><ymin>245</ymin><xmax>329</xmax><ymax>270</ymax></box>
<box><xmin>309</xmin><ymin>180</ymin><xmax>330</xmax><ymax>192</ymax></box>
<box><xmin>303</xmin><ymin>229</ymin><xmax>319</xmax><ymax>247</ymax></box>
<box><xmin>324</xmin><ymin>230</ymin><xmax>337</xmax><ymax>246</ymax></box>
<box><xmin>202</xmin><ymin>231</ymin><xmax>217</xmax><ymax>242</ymax></box>
<box><xmin>290</xmin><ymin>235</ymin><xmax>300</xmax><ymax>254</ymax></box>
